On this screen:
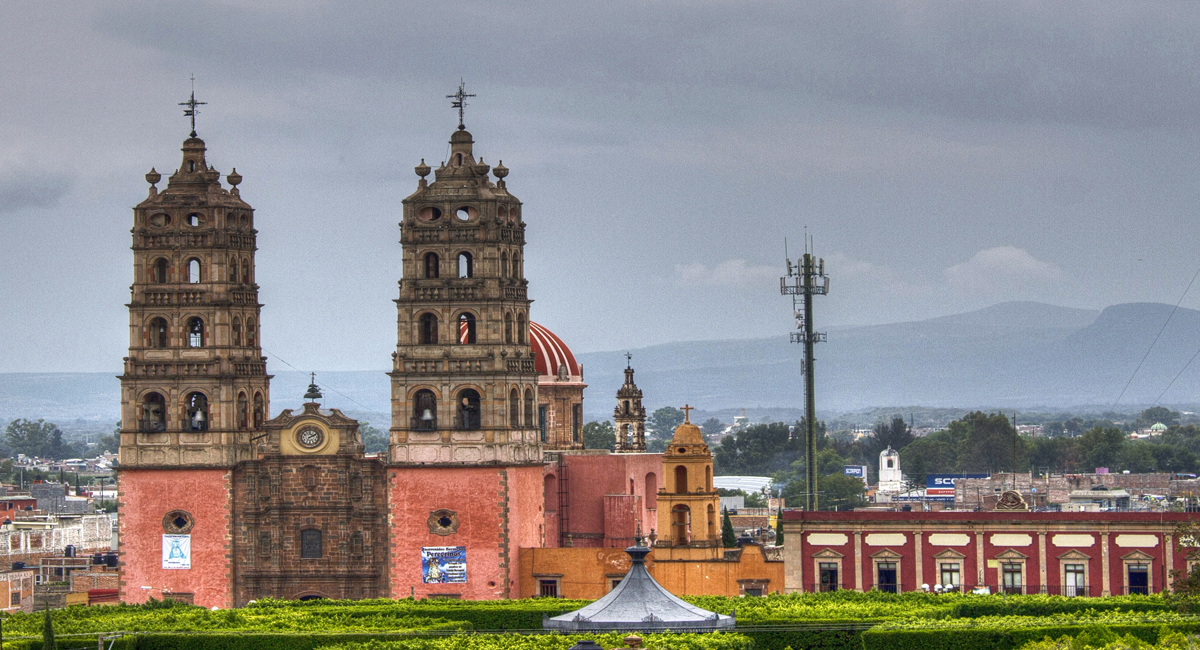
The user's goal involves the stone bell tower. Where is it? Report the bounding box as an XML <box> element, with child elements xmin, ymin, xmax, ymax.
<box><xmin>388</xmin><ymin>117</ymin><xmax>539</xmax><ymax>465</ymax></box>
<box><xmin>118</xmin><ymin>97</ymin><xmax>270</xmax><ymax>608</ymax></box>
<box><xmin>656</xmin><ymin>407</ymin><xmax>721</xmax><ymax>556</ymax></box>
<box><xmin>613</xmin><ymin>355</ymin><xmax>647</xmax><ymax>452</ymax></box>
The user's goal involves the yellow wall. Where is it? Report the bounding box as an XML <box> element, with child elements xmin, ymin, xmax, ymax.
<box><xmin>518</xmin><ymin>545</ymin><xmax>784</xmax><ymax>599</ymax></box>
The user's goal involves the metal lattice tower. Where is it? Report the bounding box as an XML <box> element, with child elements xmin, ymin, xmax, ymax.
<box><xmin>781</xmin><ymin>238</ymin><xmax>829</xmax><ymax>510</ymax></box>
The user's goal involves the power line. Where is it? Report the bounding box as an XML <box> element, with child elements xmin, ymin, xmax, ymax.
<box><xmin>1110</xmin><ymin>261</ymin><xmax>1200</xmax><ymax>411</ymax></box>
<box><xmin>261</xmin><ymin>347</ymin><xmax>373</xmax><ymax>412</ymax></box>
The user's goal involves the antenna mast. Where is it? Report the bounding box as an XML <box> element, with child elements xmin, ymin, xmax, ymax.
<box><xmin>780</xmin><ymin>232</ymin><xmax>830</xmax><ymax>510</ymax></box>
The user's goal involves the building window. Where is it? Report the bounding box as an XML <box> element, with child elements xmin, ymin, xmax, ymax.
<box><xmin>300</xmin><ymin>529</ymin><xmax>322</xmax><ymax>559</ymax></box>
<box><xmin>149</xmin><ymin>317</ymin><xmax>169</xmax><ymax>348</ymax></box>
<box><xmin>10</xmin><ymin>592</ymin><xmax>18</xmax><ymax>607</ymax></box>
<box><xmin>458</xmin><ymin>313</ymin><xmax>476</xmax><ymax>344</ymax></box>
<box><xmin>242</xmin><ymin>257</ymin><xmax>250</xmax><ymax>284</ymax></box>
<box><xmin>419</xmin><ymin>313</ymin><xmax>438</xmax><ymax>344</ymax></box>
<box><xmin>509</xmin><ymin>389</ymin><xmax>520</xmax><ymax>427</ymax></box>
<box><xmin>819</xmin><ymin>562</ymin><xmax>839</xmax><ymax>592</ymax></box>
<box><xmin>504</xmin><ymin>313</ymin><xmax>513</xmax><ymax>344</ymax></box>
<box><xmin>232</xmin><ymin>317</ymin><xmax>242</xmax><ymax>347</ymax></box>
<box><xmin>457</xmin><ymin>252</ymin><xmax>473</xmax><ymax>278</ymax></box>
<box><xmin>413</xmin><ymin>389</ymin><xmax>437</xmax><ymax>430</ymax></box>
<box><xmin>572</xmin><ymin>404</ymin><xmax>582</xmax><ymax>442</ymax></box>
<box><xmin>253</xmin><ymin>392</ymin><xmax>264</xmax><ymax>428</ymax></box>
<box><xmin>247</xmin><ymin>317</ymin><xmax>257</xmax><ymax>347</ymax></box>
<box><xmin>424</xmin><ymin>252</ymin><xmax>439</xmax><ymax>279</ymax></box>
<box><xmin>939</xmin><ymin>563</ymin><xmax>961</xmax><ymax>591</ymax></box>
<box><xmin>877</xmin><ymin>562</ymin><xmax>898</xmax><ymax>593</ymax></box>
<box><xmin>1065</xmin><ymin>564</ymin><xmax>1086</xmax><ymax>597</ymax></box>
<box><xmin>517</xmin><ymin>314</ymin><xmax>527</xmax><ymax>345</ymax></box>
<box><xmin>237</xmin><ymin>393</ymin><xmax>248</xmax><ymax>430</ymax></box>
<box><xmin>671</xmin><ymin>504</ymin><xmax>691</xmax><ymax>545</ymax></box>
<box><xmin>674</xmin><ymin>465</ymin><xmax>688</xmax><ymax>494</ymax></box>
<box><xmin>187</xmin><ymin>317</ymin><xmax>204</xmax><ymax>347</ymax></box>
<box><xmin>230</xmin><ymin>258</ymin><xmax>238</xmax><ymax>284</ymax></box>
<box><xmin>456</xmin><ymin>389</ymin><xmax>481</xmax><ymax>430</ymax></box>
<box><xmin>609</xmin><ymin>578</ymin><xmax>623</xmax><ymax>592</ymax></box>
<box><xmin>538</xmin><ymin>406</ymin><xmax>547</xmax><ymax>443</ymax></box>
<box><xmin>1128</xmin><ymin>564</ymin><xmax>1150</xmax><ymax>595</ymax></box>
<box><xmin>501</xmin><ymin>251</ymin><xmax>509</xmax><ymax>278</ymax></box>
<box><xmin>1001</xmin><ymin>562</ymin><xmax>1023</xmax><ymax>595</ymax></box>
<box><xmin>153</xmin><ymin>257</ymin><xmax>169</xmax><ymax>283</ymax></box>
<box><xmin>185</xmin><ymin>393</ymin><xmax>208</xmax><ymax>431</ymax></box>
<box><xmin>524</xmin><ymin>389</ymin><xmax>534</xmax><ymax>427</ymax></box>
<box><xmin>513</xmin><ymin>253</ymin><xmax>522</xmax><ymax>278</ymax></box>
<box><xmin>186</xmin><ymin>258</ymin><xmax>202</xmax><ymax>283</ymax></box>
<box><xmin>538</xmin><ymin>579</ymin><xmax>559</xmax><ymax>598</ymax></box>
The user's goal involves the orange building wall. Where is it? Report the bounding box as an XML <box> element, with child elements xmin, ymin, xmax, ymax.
<box><xmin>117</xmin><ymin>469</ymin><xmax>233</xmax><ymax>608</ymax></box>
<box><xmin>388</xmin><ymin>465</ymin><xmax>544</xmax><ymax>600</ymax></box>
<box><xmin>518</xmin><ymin>545</ymin><xmax>784</xmax><ymax>599</ymax></box>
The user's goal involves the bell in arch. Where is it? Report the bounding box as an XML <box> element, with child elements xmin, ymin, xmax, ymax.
<box><xmin>421</xmin><ymin>409</ymin><xmax>434</xmax><ymax>421</ymax></box>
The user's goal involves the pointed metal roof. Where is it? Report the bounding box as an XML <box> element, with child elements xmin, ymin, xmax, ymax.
<box><xmin>543</xmin><ymin>542</ymin><xmax>735</xmax><ymax>632</ymax></box>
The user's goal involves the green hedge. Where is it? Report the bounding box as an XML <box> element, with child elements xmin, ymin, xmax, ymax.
<box><xmin>947</xmin><ymin>594</ymin><xmax>1175</xmax><ymax>619</ymax></box>
<box><xmin>862</xmin><ymin>621</ymin><xmax>1200</xmax><ymax>650</ymax></box>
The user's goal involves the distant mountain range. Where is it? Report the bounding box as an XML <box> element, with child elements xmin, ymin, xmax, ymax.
<box><xmin>5</xmin><ymin>302</ymin><xmax>1200</xmax><ymax>428</ymax></box>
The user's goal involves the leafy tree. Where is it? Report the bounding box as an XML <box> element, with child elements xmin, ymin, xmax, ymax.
<box><xmin>1080</xmin><ymin>426</ymin><xmax>1126</xmax><ymax>471</ymax></box>
<box><xmin>6</xmin><ymin>419</ymin><xmax>58</xmax><ymax>457</ymax></box>
<box><xmin>713</xmin><ymin>421</ymin><xmax>817</xmax><ymax>476</ymax></box>
<box><xmin>646</xmin><ymin>407</ymin><xmax>683</xmax><ymax>452</ymax></box>
<box><xmin>582</xmin><ymin>421</ymin><xmax>616</xmax><ymax>451</ymax></box>
<box><xmin>744</xmin><ymin>491</ymin><xmax>768</xmax><ymax>508</ymax></box>
<box><xmin>1140</xmin><ymin>406</ymin><xmax>1181</xmax><ymax>427</ymax></box>
<box><xmin>721</xmin><ymin>508</ymin><xmax>736</xmax><ymax>548</ymax></box>
<box><xmin>42</xmin><ymin>609</ymin><xmax>56</xmax><ymax>650</ymax></box>
<box><xmin>700</xmin><ymin>417</ymin><xmax>724</xmax><ymax>437</ymax></box>
<box><xmin>869</xmin><ymin>416</ymin><xmax>914</xmax><ymax>457</ymax></box>
<box><xmin>1043</xmin><ymin>421</ymin><xmax>1065</xmax><ymax>437</ymax></box>
<box><xmin>96</xmin><ymin>434</ymin><xmax>120</xmax><ymax>455</ymax></box>
<box><xmin>818</xmin><ymin>472</ymin><xmax>867</xmax><ymax>511</ymax></box>
<box><xmin>774</xmin><ymin>516</ymin><xmax>784</xmax><ymax>546</ymax></box>
<box><xmin>950</xmin><ymin>412</ymin><xmax>1030</xmax><ymax>474</ymax></box>
<box><xmin>358</xmin><ymin>422</ymin><xmax>389</xmax><ymax>454</ymax></box>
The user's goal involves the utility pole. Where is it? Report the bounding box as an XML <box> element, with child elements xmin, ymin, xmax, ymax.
<box><xmin>781</xmin><ymin>236</ymin><xmax>829</xmax><ymax>511</ymax></box>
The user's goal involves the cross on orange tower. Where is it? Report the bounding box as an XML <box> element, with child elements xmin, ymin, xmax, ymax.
<box><xmin>680</xmin><ymin>404</ymin><xmax>693</xmax><ymax>423</ymax></box>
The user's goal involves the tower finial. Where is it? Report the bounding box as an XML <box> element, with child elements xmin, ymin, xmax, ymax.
<box><xmin>179</xmin><ymin>75</ymin><xmax>207</xmax><ymax>138</ymax></box>
<box><xmin>625</xmin><ymin>351</ymin><xmax>632</xmax><ymax>369</ymax></box>
<box><xmin>681</xmin><ymin>404</ymin><xmax>693</xmax><ymax>423</ymax></box>
<box><xmin>447</xmin><ymin>79</ymin><xmax>476</xmax><ymax>130</ymax></box>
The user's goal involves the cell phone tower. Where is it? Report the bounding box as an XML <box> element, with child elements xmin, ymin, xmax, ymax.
<box><xmin>780</xmin><ymin>234</ymin><xmax>829</xmax><ymax>510</ymax></box>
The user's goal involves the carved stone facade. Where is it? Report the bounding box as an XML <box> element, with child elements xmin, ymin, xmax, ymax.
<box><xmin>613</xmin><ymin>361</ymin><xmax>646</xmax><ymax>452</ymax></box>
<box><xmin>389</xmin><ymin>126</ymin><xmax>541</xmax><ymax>464</ymax></box>
<box><xmin>231</xmin><ymin>401</ymin><xmax>388</xmax><ymax>604</ymax></box>
<box><xmin>118</xmin><ymin>135</ymin><xmax>268</xmax><ymax>469</ymax></box>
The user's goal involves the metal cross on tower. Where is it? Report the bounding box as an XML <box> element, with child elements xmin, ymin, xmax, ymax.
<box><xmin>680</xmin><ymin>404</ymin><xmax>694</xmax><ymax>423</ymax></box>
<box><xmin>447</xmin><ymin>80</ymin><xmax>476</xmax><ymax>130</ymax></box>
<box><xmin>780</xmin><ymin>235</ymin><xmax>830</xmax><ymax>511</ymax></box>
<box><xmin>179</xmin><ymin>75</ymin><xmax>206</xmax><ymax>138</ymax></box>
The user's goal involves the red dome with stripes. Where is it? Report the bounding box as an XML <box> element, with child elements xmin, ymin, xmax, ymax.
<box><xmin>530</xmin><ymin>322</ymin><xmax>581</xmax><ymax>378</ymax></box>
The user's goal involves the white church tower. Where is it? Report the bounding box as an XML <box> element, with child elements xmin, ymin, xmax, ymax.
<box><xmin>877</xmin><ymin>446</ymin><xmax>904</xmax><ymax>494</ymax></box>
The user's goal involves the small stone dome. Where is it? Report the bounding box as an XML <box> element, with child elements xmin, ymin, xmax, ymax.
<box><xmin>449</xmin><ymin>128</ymin><xmax>474</xmax><ymax>144</ymax></box>
<box><xmin>669</xmin><ymin>421</ymin><xmax>706</xmax><ymax>447</ymax></box>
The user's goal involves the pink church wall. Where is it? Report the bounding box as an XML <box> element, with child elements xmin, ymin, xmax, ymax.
<box><xmin>388</xmin><ymin>465</ymin><xmax>543</xmax><ymax>600</ymax></box>
<box><xmin>117</xmin><ymin>469</ymin><xmax>233</xmax><ymax>608</ymax></box>
<box><xmin>552</xmin><ymin>453</ymin><xmax>662</xmax><ymax>547</ymax></box>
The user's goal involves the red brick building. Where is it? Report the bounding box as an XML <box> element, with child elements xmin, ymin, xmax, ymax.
<box><xmin>782</xmin><ymin>510</ymin><xmax>1199</xmax><ymax>596</ymax></box>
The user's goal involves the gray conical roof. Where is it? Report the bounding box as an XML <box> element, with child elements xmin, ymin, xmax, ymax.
<box><xmin>543</xmin><ymin>545</ymin><xmax>734</xmax><ymax>632</ymax></box>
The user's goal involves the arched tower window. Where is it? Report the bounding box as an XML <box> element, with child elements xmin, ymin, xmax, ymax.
<box><xmin>185</xmin><ymin>392</ymin><xmax>209</xmax><ymax>431</ymax></box>
<box><xmin>187</xmin><ymin>317</ymin><xmax>204</xmax><ymax>348</ymax></box>
<box><xmin>242</xmin><ymin>257</ymin><xmax>251</xmax><ymax>284</ymax></box>
<box><xmin>707</xmin><ymin>504</ymin><xmax>717</xmax><ymax>540</ymax></box>
<box><xmin>247</xmin><ymin>317</ymin><xmax>257</xmax><ymax>347</ymax></box>
<box><xmin>187</xmin><ymin>259</ymin><xmax>202</xmax><ymax>284</ymax></box>
<box><xmin>524</xmin><ymin>388</ymin><xmax>534</xmax><ymax>427</ymax></box>
<box><xmin>237</xmin><ymin>392</ymin><xmax>249</xmax><ymax>429</ymax></box>
<box><xmin>674</xmin><ymin>465</ymin><xmax>688</xmax><ymax>494</ymax></box>
<box><xmin>457</xmin><ymin>389</ymin><xmax>481</xmax><ymax>430</ymax></box>
<box><xmin>424</xmin><ymin>252</ymin><xmax>440</xmax><ymax>279</ymax></box>
<box><xmin>513</xmin><ymin>253</ymin><xmax>521</xmax><ymax>279</ymax></box>
<box><xmin>413</xmin><ymin>389</ymin><xmax>437</xmax><ymax>430</ymax></box>
<box><xmin>232</xmin><ymin>317</ymin><xmax>242</xmax><ymax>347</ymax></box>
<box><xmin>517</xmin><ymin>314</ymin><xmax>527</xmax><ymax>345</ymax></box>
<box><xmin>509</xmin><ymin>388</ymin><xmax>520</xmax><ymax>427</ymax></box>
<box><xmin>705</xmin><ymin>466</ymin><xmax>712</xmax><ymax>492</ymax></box>
<box><xmin>645</xmin><ymin>473</ymin><xmax>657</xmax><ymax>510</ymax></box>
<box><xmin>504</xmin><ymin>313</ymin><xmax>513</xmax><ymax>344</ymax></box>
<box><xmin>458</xmin><ymin>313</ymin><xmax>476</xmax><ymax>344</ymax></box>
<box><xmin>544</xmin><ymin>474</ymin><xmax>558</xmax><ymax>513</ymax></box>
<box><xmin>148</xmin><ymin>317</ymin><xmax>168</xmax><ymax>348</ymax></box>
<box><xmin>253</xmin><ymin>392</ymin><xmax>264</xmax><ymax>428</ymax></box>
<box><xmin>501</xmin><ymin>251</ymin><xmax>509</xmax><ymax>278</ymax></box>
<box><xmin>419</xmin><ymin>313</ymin><xmax>438</xmax><ymax>344</ymax></box>
<box><xmin>230</xmin><ymin>258</ymin><xmax>239</xmax><ymax>284</ymax></box>
<box><xmin>672</xmin><ymin>504</ymin><xmax>691</xmax><ymax>545</ymax></box>
<box><xmin>141</xmin><ymin>392</ymin><xmax>166</xmax><ymax>432</ymax></box>
<box><xmin>457</xmin><ymin>252</ymin><xmax>473</xmax><ymax>278</ymax></box>
<box><xmin>152</xmin><ymin>258</ymin><xmax>169</xmax><ymax>283</ymax></box>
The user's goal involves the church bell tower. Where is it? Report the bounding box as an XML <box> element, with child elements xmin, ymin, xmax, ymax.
<box><xmin>613</xmin><ymin>355</ymin><xmax>647</xmax><ymax>452</ymax></box>
<box><xmin>389</xmin><ymin>90</ymin><xmax>539</xmax><ymax>464</ymax></box>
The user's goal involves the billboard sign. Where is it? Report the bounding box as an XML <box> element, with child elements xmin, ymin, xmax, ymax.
<box><xmin>162</xmin><ymin>534</ymin><xmax>191</xmax><ymax>570</ymax></box>
<box><xmin>422</xmin><ymin>546</ymin><xmax>467</xmax><ymax>584</ymax></box>
<box><xmin>925</xmin><ymin>473</ymin><xmax>989</xmax><ymax>501</ymax></box>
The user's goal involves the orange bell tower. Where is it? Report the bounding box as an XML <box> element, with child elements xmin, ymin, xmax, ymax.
<box><xmin>655</xmin><ymin>406</ymin><xmax>721</xmax><ymax>558</ymax></box>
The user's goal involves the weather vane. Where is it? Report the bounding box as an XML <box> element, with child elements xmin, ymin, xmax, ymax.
<box><xmin>179</xmin><ymin>75</ymin><xmax>206</xmax><ymax>138</ymax></box>
<box><xmin>447</xmin><ymin>80</ymin><xmax>475</xmax><ymax>130</ymax></box>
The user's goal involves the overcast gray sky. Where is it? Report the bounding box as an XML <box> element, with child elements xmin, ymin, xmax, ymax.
<box><xmin>3</xmin><ymin>1</ymin><xmax>1200</xmax><ymax>374</ymax></box>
